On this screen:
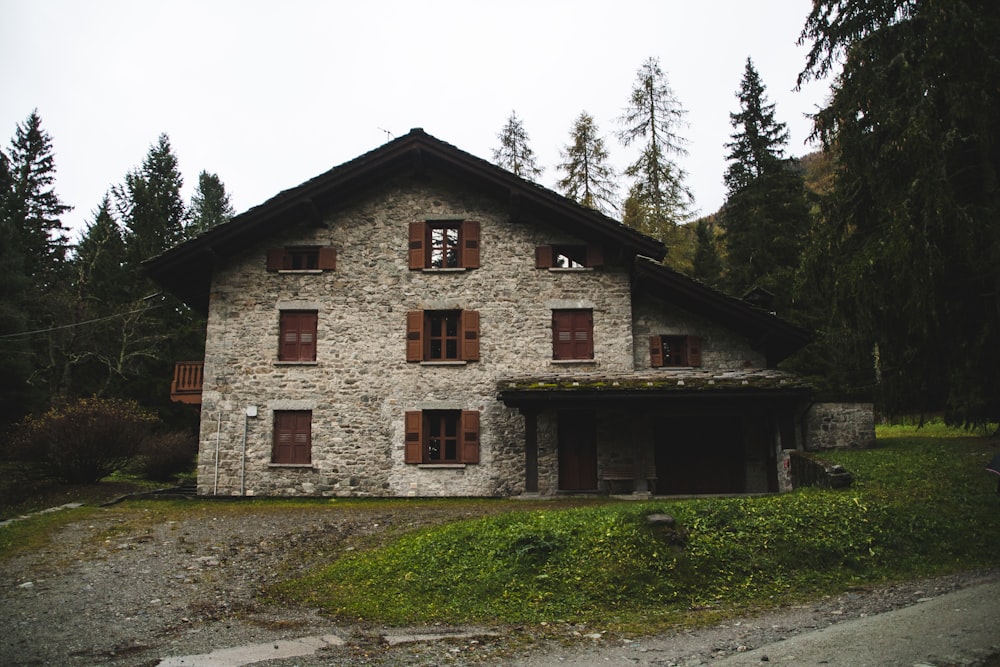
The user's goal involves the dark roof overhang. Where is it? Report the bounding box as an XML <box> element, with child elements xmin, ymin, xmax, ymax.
<box><xmin>632</xmin><ymin>257</ymin><xmax>812</xmax><ymax>365</ymax></box>
<box><xmin>143</xmin><ymin>129</ymin><xmax>666</xmax><ymax>315</ymax></box>
<box><xmin>498</xmin><ymin>370</ymin><xmax>813</xmax><ymax>411</ymax></box>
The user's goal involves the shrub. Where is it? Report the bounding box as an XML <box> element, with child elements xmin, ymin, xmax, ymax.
<box><xmin>133</xmin><ymin>431</ymin><xmax>197</xmax><ymax>482</ymax></box>
<box><xmin>10</xmin><ymin>398</ymin><xmax>157</xmax><ymax>484</ymax></box>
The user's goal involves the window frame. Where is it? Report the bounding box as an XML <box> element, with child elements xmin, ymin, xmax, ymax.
<box><xmin>649</xmin><ymin>335</ymin><xmax>702</xmax><ymax>368</ymax></box>
<box><xmin>409</xmin><ymin>220</ymin><xmax>480</xmax><ymax>270</ymax></box>
<box><xmin>406</xmin><ymin>309</ymin><xmax>480</xmax><ymax>363</ymax></box>
<box><xmin>278</xmin><ymin>310</ymin><xmax>318</xmax><ymax>362</ymax></box>
<box><xmin>552</xmin><ymin>309</ymin><xmax>594</xmax><ymax>361</ymax></box>
<box><xmin>404</xmin><ymin>410</ymin><xmax>480</xmax><ymax>464</ymax></box>
<box><xmin>272</xmin><ymin>410</ymin><xmax>312</xmax><ymax>465</ymax></box>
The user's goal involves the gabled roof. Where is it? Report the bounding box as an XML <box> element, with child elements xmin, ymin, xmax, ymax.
<box><xmin>144</xmin><ymin>129</ymin><xmax>666</xmax><ymax>314</ymax></box>
<box><xmin>632</xmin><ymin>256</ymin><xmax>811</xmax><ymax>365</ymax></box>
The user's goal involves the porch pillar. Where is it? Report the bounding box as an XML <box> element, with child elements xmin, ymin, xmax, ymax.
<box><xmin>523</xmin><ymin>409</ymin><xmax>539</xmax><ymax>493</ymax></box>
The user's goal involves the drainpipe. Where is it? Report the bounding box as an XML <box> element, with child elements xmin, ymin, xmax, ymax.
<box><xmin>241</xmin><ymin>406</ymin><xmax>258</xmax><ymax>497</ymax></box>
<box><xmin>213</xmin><ymin>410</ymin><xmax>222</xmax><ymax>496</ymax></box>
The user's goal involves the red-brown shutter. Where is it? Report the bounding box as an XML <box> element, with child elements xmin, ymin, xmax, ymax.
<box><xmin>552</xmin><ymin>309</ymin><xmax>593</xmax><ymax>360</ymax></box>
<box><xmin>461</xmin><ymin>220</ymin><xmax>480</xmax><ymax>268</ymax></box>
<box><xmin>649</xmin><ymin>335</ymin><xmax>664</xmax><ymax>368</ymax></box>
<box><xmin>280</xmin><ymin>311</ymin><xmax>317</xmax><ymax>361</ymax></box>
<box><xmin>687</xmin><ymin>336</ymin><xmax>702</xmax><ymax>367</ymax></box>
<box><xmin>406</xmin><ymin>311</ymin><xmax>424</xmax><ymax>362</ymax></box>
<box><xmin>535</xmin><ymin>245</ymin><xmax>553</xmax><ymax>268</ymax></box>
<box><xmin>266</xmin><ymin>248</ymin><xmax>286</xmax><ymax>271</ymax></box>
<box><xmin>274</xmin><ymin>411</ymin><xmax>311</xmax><ymax>464</ymax></box>
<box><xmin>408</xmin><ymin>221</ymin><xmax>425</xmax><ymax>269</ymax></box>
<box><xmin>404</xmin><ymin>411</ymin><xmax>423</xmax><ymax>463</ymax></box>
<box><xmin>318</xmin><ymin>246</ymin><xmax>337</xmax><ymax>271</ymax></box>
<box><xmin>586</xmin><ymin>245</ymin><xmax>604</xmax><ymax>267</ymax></box>
<box><xmin>461</xmin><ymin>310</ymin><xmax>480</xmax><ymax>361</ymax></box>
<box><xmin>461</xmin><ymin>410</ymin><xmax>480</xmax><ymax>464</ymax></box>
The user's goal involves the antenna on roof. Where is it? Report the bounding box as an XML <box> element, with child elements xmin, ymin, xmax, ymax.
<box><xmin>378</xmin><ymin>127</ymin><xmax>395</xmax><ymax>139</ymax></box>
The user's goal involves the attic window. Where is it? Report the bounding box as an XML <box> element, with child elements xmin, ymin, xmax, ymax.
<box><xmin>649</xmin><ymin>335</ymin><xmax>702</xmax><ymax>368</ymax></box>
<box><xmin>535</xmin><ymin>245</ymin><xmax>604</xmax><ymax>269</ymax></box>
<box><xmin>409</xmin><ymin>220</ymin><xmax>480</xmax><ymax>270</ymax></box>
<box><xmin>267</xmin><ymin>247</ymin><xmax>336</xmax><ymax>272</ymax></box>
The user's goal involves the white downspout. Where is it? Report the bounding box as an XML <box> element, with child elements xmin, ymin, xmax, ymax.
<box><xmin>241</xmin><ymin>406</ymin><xmax>258</xmax><ymax>496</ymax></box>
<box><xmin>213</xmin><ymin>411</ymin><xmax>222</xmax><ymax>496</ymax></box>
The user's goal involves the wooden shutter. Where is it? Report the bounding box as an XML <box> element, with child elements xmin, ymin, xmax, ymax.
<box><xmin>406</xmin><ymin>311</ymin><xmax>424</xmax><ymax>362</ymax></box>
<box><xmin>461</xmin><ymin>410</ymin><xmax>480</xmax><ymax>464</ymax></box>
<box><xmin>404</xmin><ymin>411</ymin><xmax>423</xmax><ymax>463</ymax></box>
<box><xmin>535</xmin><ymin>245</ymin><xmax>553</xmax><ymax>268</ymax></box>
<box><xmin>461</xmin><ymin>220</ymin><xmax>480</xmax><ymax>268</ymax></box>
<box><xmin>408</xmin><ymin>221</ymin><xmax>425</xmax><ymax>269</ymax></box>
<box><xmin>461</xmin><ymin>310</ymin><xmax>480</xmax><ymax>361</ymax></box>
<box><xmin>553</xmin><ymin>309</ymin><xmax>593</xmax><ymax>360</ymax></box>
<box><xmin>318</xmin><ymin>246</ymin><xmax>337</xmax><ymax>271</ymax></box>
<box><xmin>266</xmin><ymin>248</ymin><xmax>286</xmax><ymax>271</ymax></box>
<box><xmin>686</xmin><ymin>336</ymin><xmax>702</xmax><ymax>367</ymax></box>
<box><xmin>586</xmin><ymin>245</ymin><xmax>604</xmax><ymax>267</ymax></box>
<box><xmin>649</xmin><ymin>335</ymin><xmax>665</xmax><ymax>368</ymax></box>
<box><xmin>274</xmin><ymin>411</ymin><xmax>311</xmax><ymax>464</ymax></box>
<box><xmin>280</xmin><ymin>311</ymin><xmax>317</xmax><ymax>361</ymax></box>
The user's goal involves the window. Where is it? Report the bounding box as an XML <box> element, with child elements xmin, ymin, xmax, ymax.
<box><xmin>273</xmin><ymin>410</ymin><xmax>311</xmax><ymax>464</ymax></box>
<box><xmin>404</xmin><ymin>410</ymin><xmax>480</xmax><ymax>464</ymax></box>
<box><xmin>535</xmin><ymin>244</ymin><xmax>603</xmax><ymax>269</ymax></box>
<box><xmin>649</xmin><ymin>335</ymin><xmax>702</xmax><ymax>367</ymax></box>
<box><xmin>279</xmin><ymin>310</ymin><xmax>317</xmax><ymax>361</ymax></box>
<box><xmin>406</xmin><ymin>310</ymin><xmax>479</xmax><ymax>362</ymax></box>
<box><xmin>267</xmin><ymin>247</ymin><xmax>336</xmax><ymax>271</ymax></box>
<box><xmin>409</xmin><ymin>220</ymin><xmax>480</xmax><ymax>269</ymax></box>
<box><xmin>552</xmin><ymin>309</ymin><xmax>593</xmax><ymax>360</ymax></box>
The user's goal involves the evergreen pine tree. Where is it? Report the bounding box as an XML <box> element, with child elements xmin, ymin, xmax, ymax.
<box><xmin>188</xmin><ymin>170</ymin><xmax>235</xmax><ymax>235</ymax></box>
<box><xmin>798</xmin><ymin>0</ymin><xmax>1000</xmax><ymax>425</ymax></box>
<box><xmin>114</xmin><ymin>133</ymin><xmax>186</xmax><ymax>268</ymax></box>
<box><xmin>720</xmin><ymin>58</ymin><xmax>809</xmax><ymax>311</ymax></box>
<box><xmin>556</xmin><ymin>112</ymin><xmax>618</xmax><ymax>216</ymax></box>
<box><xmin>492</xmin><ymin>111</ymin><xmax>543</xmax><ymax>180</ymax></box>
<box><xmin>6</xmin><ymin>110</ymin><xmax>71</xmax><ymax>284</ymax></box>
<box><xmin>691</xmin><ymin>218</ymin><xmax>724</xmax><ymax>287</ymax></box>
<box><xmin>617</xmin><ymin>57</ymin><xmax>693</xmax><ymax>243</ymax></box>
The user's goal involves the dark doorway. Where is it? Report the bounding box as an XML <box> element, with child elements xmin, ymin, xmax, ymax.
<box><xmin>558</xmin><ymin>411</ymin><xmax>598</xmax><ymax>491</ymax></box>
<box><xmin>655</xmin><ymin>417</ymin><xmax>745</xmax><ymax>494</ymax></box>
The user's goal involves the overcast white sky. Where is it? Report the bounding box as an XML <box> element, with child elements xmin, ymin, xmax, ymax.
<box><xmin>1</xmin><ymin>0</ymin><xmax>831</xmax><ymax>240</ymax></box>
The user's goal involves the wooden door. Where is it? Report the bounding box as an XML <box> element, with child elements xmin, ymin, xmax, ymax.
<box><xmin>558</xmin><ymin>411</ymin><xmax>598</xmax><ymax>491</ymax></box>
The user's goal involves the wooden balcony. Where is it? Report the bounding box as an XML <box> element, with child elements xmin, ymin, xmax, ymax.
<box><xmin>171</xmin><ymin>361</ymin><xmax>204</xmax><ymax>404</ymax></box>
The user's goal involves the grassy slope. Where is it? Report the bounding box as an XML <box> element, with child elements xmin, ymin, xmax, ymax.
<box><xmin>274</xmin><ymin>424</ymin><xmax>1000</xmax><ymax>630</ymax></box>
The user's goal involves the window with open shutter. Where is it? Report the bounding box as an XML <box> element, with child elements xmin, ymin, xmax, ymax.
<box><xmin>535</xmin><ymin>244</ymin><xmax>603</xmax><ymax>268</ymax></box>
<box><xmin>650</xmin><ymin>335</ymin><xmax>703</xmax><ymax>367</ymax></box>
<box><xmin>279</xmin><ymin>311</ymin><xmax>317</xmax><ymax>361</ymax></box>
<box><xmin>404</xmin><ymin>410</ymin><xmax>480</xmax><ymax>464</ymax></box>
<box><xmin>406</xmin><ymin>310</ymin><xmax>479</xmax><ymax>362</ymax></box>
<box><xmin>552</xmin><ymin>309</ymin><xmax>593</xmax><ymax>360</ymax></box>
<box><xmin>409</xmin><ymin>220</ymin><xmax>480</xmax><ymax>269</ymax></box>
<box><xmin>266</xmin><ymin>247</ymin><xmax>336</xmax><ymax>271</ymax></box>
<box><xmin>273</xmin><ymin>411</ymin><xmax>311</xmax><ymax>464</ymax></box>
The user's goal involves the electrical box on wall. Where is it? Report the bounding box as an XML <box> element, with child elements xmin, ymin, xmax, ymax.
<box><xmin>245</xmin><ymin>406</ymin><xmax>258</xmax><ymax>418</ymax></box>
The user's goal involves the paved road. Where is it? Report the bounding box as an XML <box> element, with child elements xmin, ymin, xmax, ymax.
<box><xmin>708</xmin><ymin>579</ymin><xmax>1000</xmax><ymax>666</ymax></box>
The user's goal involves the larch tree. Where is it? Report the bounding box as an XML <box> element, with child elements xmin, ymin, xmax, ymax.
<box><xmin>720</xmin><ymin>57</ymin><xmax>809</xmax><ymax>310</ymax></box>
<box><xmin>556</xmin><ymin>112</ymin><xmax>618</xmax><ymax>216</ymax></box>
<box><xmin>188</xmin><ymin>170</ymin><xmax>235</xmax><ymax>235</ymax></box>
<box><xmin>492</xmin><ymin>111</ymin><xmax>543</xmax><ymax>180</ymax></box>
<box><xmin>798</xmin><ymin>0</ymin><xmax>1000</xmax><ymax>426</ymax></box>
<box><xmin>617</xmin><ymin>57</ymin><xmax>693</xmax><ymax>245</ymax></box>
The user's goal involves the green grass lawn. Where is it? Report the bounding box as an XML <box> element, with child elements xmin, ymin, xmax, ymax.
<box><xmin>272</xmin><ymin>423</ymin><xmax>1000</xmax><ymax>631</ymax></box>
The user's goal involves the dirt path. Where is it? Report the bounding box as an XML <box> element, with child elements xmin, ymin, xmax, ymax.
<box><xmin>2</xmin><ymin>500</ymin><xmax>997</xmax><ymax>666</ymax></box>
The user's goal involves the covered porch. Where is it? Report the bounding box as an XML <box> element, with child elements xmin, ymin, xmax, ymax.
<box><xmin>498</xmin><ymin>371</ymin><xmax>813</xmax><ymax>497</ymax></box>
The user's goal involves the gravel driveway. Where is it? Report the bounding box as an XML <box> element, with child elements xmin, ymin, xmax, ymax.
<box><xmin>1</xmin><ymin>498</ymin><xmax>997</xmax><ymax>666</ymax></box>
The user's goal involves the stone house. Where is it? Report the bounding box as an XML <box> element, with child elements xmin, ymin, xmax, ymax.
<box><xmin>146</xmin><ymin>129</ymin><xmax>819</xmax><ymax>498</ymax></box>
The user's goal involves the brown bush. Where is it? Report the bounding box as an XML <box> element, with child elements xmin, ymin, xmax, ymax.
<box><xmin>134</xmin><ymin>431</ymin><xmax>197</xmax><ymax>482</ymax></box>
<box><xmin>9</xmin><ymin>398</ymin><xmax>157</xmax><ymax>484</ymax></box>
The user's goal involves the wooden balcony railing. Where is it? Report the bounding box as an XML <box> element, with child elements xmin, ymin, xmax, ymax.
<box><xmin>170</xmin><ymin>361</ymin><xmax>204</xmax><ymax>404</ymax></box>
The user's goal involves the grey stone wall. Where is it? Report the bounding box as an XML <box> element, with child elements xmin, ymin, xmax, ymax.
<box><xmin>804</xmin><ymin>402</ymin><xmax>876</xmax><ymax>450</ymax></box>
<box><xmin>197</xmin><ymin>172</ymin><xmax>637</xmax><ymax>497</ymax></box>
